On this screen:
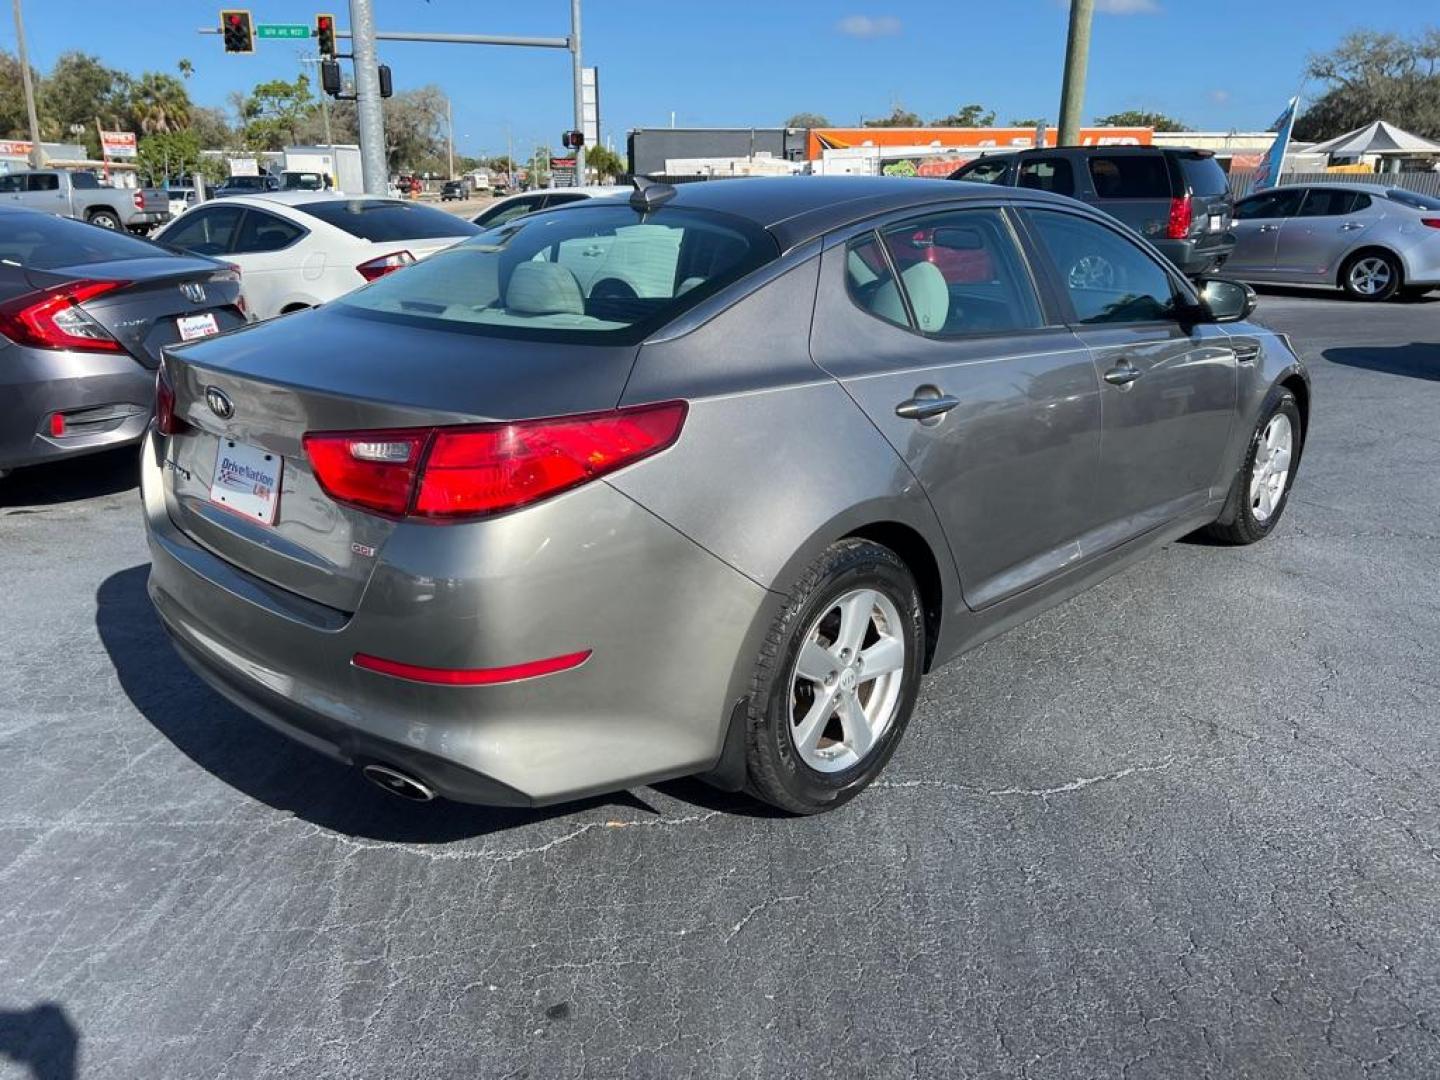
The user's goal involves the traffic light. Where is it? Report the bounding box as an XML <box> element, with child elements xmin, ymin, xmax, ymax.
<box><xmin>561</xmin><ymin>130</ymin><xmax>585</xmax><ymax>150</ymax></box>
<box><xmin>315</xmin><ymin>13</ymin><xmax>336</xmax><ymax>58</ymax></box>
<box><xmin>320</xmin><ymin>59</ymin><xmax>342</xmax><ymax>97</ymax></box>
<box><xmin>220</xmin><ymin>9</ymin><xmax>254</xmax><ymax>54</ymax></box>
<box><xmin>378</xmin><ymin>64</ymin><xmax>393</xmax><ymax>99</ymax></box>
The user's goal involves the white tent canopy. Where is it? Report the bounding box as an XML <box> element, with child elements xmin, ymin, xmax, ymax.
<box><xmin>1308</xmin><ymin>120</ymin><xmax>1440</xmax><ymax>157</ymax></box>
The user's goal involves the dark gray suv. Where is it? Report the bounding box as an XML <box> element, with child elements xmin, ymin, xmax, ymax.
<box><xmin>951</xmin><ymin>146</ymin><xmax>1236</xmax><ymax>277</ymax></box>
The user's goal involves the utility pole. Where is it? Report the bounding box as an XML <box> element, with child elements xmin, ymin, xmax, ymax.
<box><xmin>569</xmin><ymin>0</ymin><xmax>585</xmax><ymax>180</ymax></box>
<box><xmin>348</xmin><ymin>0</ymin><xmax>388</xmax><ymax>194</ymax></box>
<box><xmin>1057</xmin><ymin>0</ymin><xmax>1094</xmax><ymax>147</ymax></box>
<box><xmin>11</xmin><ymin>0</ymin><xmax>44</xmax><ymax>167</ymax></box>
<box><xmin>506</xmin><ymin>125</ymin><xmax>514</xmax><ymax>190</ymax></box>
<box><xmin>446</xmin><ymin>96</ymin><xmax>454</xmax><ymax>180</ymax></box>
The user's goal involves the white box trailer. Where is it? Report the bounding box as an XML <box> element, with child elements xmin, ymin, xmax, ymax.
<box><xmin>283</xmin><ymin>145</ymin><xmax>364</xmax><ymax>195</ymax></box>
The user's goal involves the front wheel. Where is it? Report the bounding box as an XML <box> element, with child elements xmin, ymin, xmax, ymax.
<box><xmin>1204</xmin><ymin>388</ymin><xmax>1303</xmax><ymax>545</ymax></box>
<box><xmin>1341</xmin><ymin>250</ymin><xmax>1401</xmax><ymax>301</ymax></box>
<box><xmin>86</xmin><ymin>210</ymin><xmax>121</xmax><ymax>230</ymax></box>
<box><xmin>744</xmin><ymin>539</ymin><xmax>925</xmax><ymax>814</ymax></box>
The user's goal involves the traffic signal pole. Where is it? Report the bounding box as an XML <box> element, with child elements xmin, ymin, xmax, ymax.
<box><xmin>348</xmin><ymin>0</ymin><xmax>388</xmax><ymax>195</ymax></box>
<box><xmin>569</xmin><ymin>0</ymin><xmax>585</xmax><ymax>179</ymax></box>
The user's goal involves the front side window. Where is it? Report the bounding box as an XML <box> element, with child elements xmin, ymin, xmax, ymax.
<box><xmin>878</xmin><ymin>209</ymin><xmax>1043</xmax><ymax>336</ymax></box>
<box><xmin>233</xmin><ymin>210</ymin><xmax>305</xmax><ymax>253</ymax></box>
<box><xmin>160</xmin><ymin>206</ymin><xmax>244</xmax><ymax>256</ymax></box>
<box><xmin>0</xmin><ymin>175</ymin><xmax>22</xmax><ymax>194</ymax></box>
<box><xmin>1088</xmin><ymin>154</ymin><xmax>1170</xmax><ymax>199</ymax></box>
<box><xmin>337</xmin><ymin>203</ymin><xmax>775</xmax><ymax>344</ymax></box>
<box><xmin>1018</xmin><ymin>158</ymin><xmax>1075</xmax><ymax>197</ymax></box>
<box><xmin>1234</xmin><ymin>188</ymin><xmax>1304</xmax><ymax>220</ymax></box>
<box><xmin>1028</xmin><ymin>209</ymin><xmax>1179</xmax><ymax>325</ymax></box>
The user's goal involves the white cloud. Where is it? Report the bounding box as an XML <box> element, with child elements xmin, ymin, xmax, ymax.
<box><xmin>1208</xmin><ymin>89</ymin><xmax>1233</xmax><ymax>105</ymax></box>
<box><xmin>837</xmin><ymin>15</ymin><xmax>903</xmax><ymax>37</ymax></box>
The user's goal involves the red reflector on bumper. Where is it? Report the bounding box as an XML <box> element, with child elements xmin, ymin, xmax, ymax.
<box><xmin>352</xmin><ymin>649</ymin><xmax>592</xmax><ymax>685</ymax></box>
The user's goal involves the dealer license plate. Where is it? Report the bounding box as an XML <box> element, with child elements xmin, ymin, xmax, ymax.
<box><xmin>177</xmin><ymin>312</ymin><xmax>219</xmax><ymax>341</ymax></box>
<box><xmin>209</xmin><ymin>439</ymin><xmax>282</xmax><ymax>525</ymax></box>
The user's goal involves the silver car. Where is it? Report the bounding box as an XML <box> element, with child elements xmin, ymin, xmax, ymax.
<box><xmin>1228</xmin><ymin>183</ymin><xmax>1440</xmax><ymax>301</ymax></box>
<box><xmin>141</xmin><ymin>177</ymin><xmax>1309</xmax><ymax>814</ymax></box>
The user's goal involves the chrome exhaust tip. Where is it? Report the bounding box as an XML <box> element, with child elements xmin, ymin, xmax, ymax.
<box><xmin>361</xmin><ymin>763</ymin><xmax>435</xmax><ymax>802</ymax></box>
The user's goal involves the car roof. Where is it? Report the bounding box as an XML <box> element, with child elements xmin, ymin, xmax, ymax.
<box><xmin>649</xmin><ymin>176</ymin><xmax>1079</xmax><ymax>251</ymax></box>
<box><xmin>1255</xmin><ymin>181</ymin><xmax>1394</xmax><ymax>197</ymax></box>
<box><xmin>499</xmin><ymin>185</ymin><xmax>629</xmax><ymax>200</ymax></box>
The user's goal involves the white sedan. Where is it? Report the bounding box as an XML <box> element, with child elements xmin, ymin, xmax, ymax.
<box><xmin>153</xmin><ymin>192</ymin><xmax>479</xmax><ymax>320</ymax></box>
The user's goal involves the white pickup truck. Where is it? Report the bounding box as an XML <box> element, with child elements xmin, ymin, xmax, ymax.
<box><xmin>0</xmin><ymin>169</ymin><xmax>170</xmax><ymax>233</ymax></box>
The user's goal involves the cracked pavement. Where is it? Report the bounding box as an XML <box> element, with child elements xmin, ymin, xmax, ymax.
<box><xmin>1</xmin><ymin>288</ymin><xmax>1437</xmax><ymax>1078</ymax></box>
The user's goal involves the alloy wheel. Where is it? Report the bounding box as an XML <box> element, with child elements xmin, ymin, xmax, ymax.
<box><xmin>1250</xmin><ymin>413</ymin><xmax>1293</xmax><ymax>523</ymax></box>
<box><xmin>1348</xmin><ymin>256</ymin><xmax>1392</xmax><ymax>297</ymax></box>
<box><xmin>789</xmin><ymin>588</ymin><xmax>906</xmax><ymax>774</ymax></box>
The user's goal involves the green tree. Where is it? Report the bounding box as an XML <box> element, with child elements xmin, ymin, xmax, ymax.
<box><xmin>125</xmin><ymin>71</ymin><xmax>192</xmax><ymax>134</ymax></box>
<box><xmin>237</xmin><ymin>75</ymin><xmax>315</xmax><ymax>150</ymax></box>
<box><xmin>933</xmin><ymin>104</ymin><xmax>996</xmax><ymax>127</ymax></box>
<box><xmin>1011</xmin><ymin>117</ymin><xmax>1048</xmax><ymax>128</ymax></box>
<box><xmin>863</xmin><ymin>105</ymin><xmax>923</xmax><ymax>128</ymax></box>
<box><xmin>188</xmin><ymin>105</ymin><xmax>233</xmax><ymax>150</ymax></box>
<box><xmin>585</xmin><ymin>144</ymin><xmax>625</xmax><ymax>181</ymax></box>
<box><xmin>382</xmin><ymin>86</ymin><xmax>447</xmax><ymax>171</ymax></box>
<box><xmin>1093</xmin><ymin>109</ymin><xmax>1190</xmax><ymax>132</ymax></box>
<box><xmin>1295</xmin><ymin>28</ymin><xmax>1440</xmax><ymax>140</ymax></box>
<box><xmin>135</xmin><ymin>130</ymin><xmax>199</xmax><ymax>184</ymax></box>
<box><xmin>784</xmin><ymin>111</ymin><xmax>831</xmax><ymax>128</ymax></box>
<box><xmin>0</xmin><ymin>50</ymin><xmax>42</xmax><ymax>140</ymax></box>
<box><xmin>40</xmin><ymin>52</ymin><xmax>128</xmax><ymax>154</ymax></box>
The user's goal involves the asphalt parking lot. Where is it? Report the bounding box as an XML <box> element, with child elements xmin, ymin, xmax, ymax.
<box><xmin>1</xmin><ymin>288</ymin><xmax>1437</xmax><ymax>1079</ymax></box>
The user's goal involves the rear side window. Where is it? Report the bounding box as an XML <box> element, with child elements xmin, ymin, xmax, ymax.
<box><xmin>1018</xmin><ymin>158</ymin><xmax>1075</xmax><ymax>197</ymax></box>
<box><xmin>0</xmin><ymin>210</ymin><xmax>164</xmax><ymax>269</ymax></box>
<box><xmin>844</xmin><ymin>233</ymin><xmax>907</xmax><ymax>329</ymax></box>
<box><xmin>234</xmin><ymin>210</ymin><xmax>305</xmax><ymax>253</ymax></box>
<box><xmin>297</xmin><ymin>198</ymin><xmax>478</xmax><ymax>241</ymax></box>
<box><xmin>1299</xmin><ymin>189</ymin><xmax>1367</xmax><ymax>217</ymax></box>
<box><xmin>26</xmin><ymin>174</ymin><xmax>59</xmax><ymax>192</ymax></box>
<box><xmin>870</xmin><ymin>209</ymin><xmax>1043</xmax><ymax>337</ymax></box>
<box><xmin>1088</xmin><ymin>155</ymin><xmax>1170</xmax><ymax>199</ymax></box>
<box><xmin>161</xmin><ymin>205</ymin><xmax>244</xmax><ymax>256</ymax></box>
<box><xmin>1177</xmin><ymin>154</ymin><xmax>1229</xmax><ymax>197</ymax></box>
<box><xmin>337</xmin><ymin>204</ymin><xmax>775</xmax><ymax>344</ymax></box>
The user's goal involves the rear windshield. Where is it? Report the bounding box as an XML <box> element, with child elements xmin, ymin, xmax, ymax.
<box><xmin>1088</xmin><ymin>154</ymin><xmax>1171</xmax><ymax>199</ymax></box>
<box><xmin>337</xmin><ymin>203</ymin><xmax>776</xmax><ymax>344</ymax></box>
<box><xmin>0</xmin><ymin>210</ymin><xmax>165</xmax><ymax>269</ymax></box>
<box><xmin>1387</xmin><ymin>188</ymin><xmax>1440</xmax><ymax>211</ymax></box>
<box><xmin>1178</xmin><ymin>154</ymin><xmax>1229</xmax><ymax>197</ymax></box>
<box><xmin>69</xmin><ymin>172</ymin><xmax>100</xmax><ymax>190</ymax></box>
<box><xmin>297</xmin><ymin>198</ymin><xmax>478</xmax><ymax>241</ymax></box>
<box><xmin>226</xmin><ymin>176</ymin><xmax>266</xmax><ymax>189</ymax></box>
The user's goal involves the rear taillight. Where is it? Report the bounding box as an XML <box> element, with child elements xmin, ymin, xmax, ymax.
<box><xmin>154</xmin><ymin>369</ymin><xmax>180</xmax><ymax>435</ymax></box>
<box><xmin>1422</xmin><ymin>218</ymin><xmax>1440</xmax><ymax>230</ymax></box>
<box><xmin>356</xmin><ymin>251</ymin><xmax>415</xmax><ymax>282</ymax></box>
<box><xmin>1166</xmin><ymin>194</ymin><xmax>1194</xmax><ymax>240</ymax></box>
<box><xmin>0</xmin><ymin>279</ymin><xmax>128</xmax><ymax>353</ymax></box>
<box><xmin>303</xmin><ymin>402</ymin><xmax>687</xmax><ymax>521</ymax></box>
<box><xmin>218</xmin><ymin>262</ymin><xmax>247</xmax><ymax>316</ymax></box>
<box><xmin>132</xmin><ymin>191</ymin><xmax>144</xmax><ymax>210</ymax></box>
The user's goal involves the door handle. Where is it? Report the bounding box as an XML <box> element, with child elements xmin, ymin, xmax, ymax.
<box><xmin>895</xmin><ymin>392</ymin><xmax>960</xmax><ymax>421</ymax></box>
<box><xmin>1104</xmin><ymin>362</ymin><xmax>1142</xmax><ymax>387</ymax></box>
<box><xmin>1258</xmin><ymin>224</ymin><xmax>1280</xmax><ymax>233</ymax></box>
<box><xmin>1340</xmin><ymin>222</ymin><xmax>1365</xmax><ymax>231</ymax></box>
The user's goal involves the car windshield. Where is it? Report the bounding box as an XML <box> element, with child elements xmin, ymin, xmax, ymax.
<box><xmin>337</xmin><ymin>203</ymin><xmax>776</xmax><ymax>344</ymax></box>
<box><xmin>0</xmin><ymin>211</ymin><xmax>165</xmax><ymax>269</ymax></box>
<box><xmin>1387</xmin><ymin>188</ymin><xmax>1440</xmax><ymax>211</ymax></box>
<box><xmin>296</xmin><ymin>198</ymin><xmax>478</xmax><ymax>241</ymax></box>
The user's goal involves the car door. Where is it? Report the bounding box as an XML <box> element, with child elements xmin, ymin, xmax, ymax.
<box><xmin>1021</xmin><ymin>207</ymin><xmax>1238</xmax><ymax>549</ymax></box>
<box><xmin>1278</xmin><ymin>188</ymin><xmax>1379</xmax><ymax>282</ymax></box>
<box><xmin>809</xmin><ymin>205</ymin><xmax>1105</xmax><ymax>610</ymax></box>
<box><xmin>19</xmin><ymin>172</ymin><xmax>66</xmax><ymax>214</ymax></box>
<box><xmin>1227</xmin><ymin>188</ymin><xmax>1304</xmax><ymax>276</ymax></box>
<box><xmin>228</xmin><ymin>208</ymin><xmax>309</xmax><ymax>318</ymax></box>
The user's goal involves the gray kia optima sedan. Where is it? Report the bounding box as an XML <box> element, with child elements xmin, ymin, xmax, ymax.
<box><xmin>141</xmin><ymin>176</ymin><xmax>1309</xmax><ymax>814</ymax></box>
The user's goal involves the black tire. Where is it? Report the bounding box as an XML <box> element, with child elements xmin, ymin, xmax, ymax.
<box><xmin>744</xmin><ymin>538</ymin><xmax>925</xmax><ymax>814</ymax></box>
<box><xmin>1339</xmin><ymin>249</ymin><xmax>1401</xmax><ymax>302</ymax></box>
<box><xmin>1204</xmin><ymin>387</ymin><xmax>1303</xmax><ymax>545</ymax></box>
<box><xmin>86</xmin><ymin>209</ymin><xmax>121</xmax><ymax>230</ymax></box>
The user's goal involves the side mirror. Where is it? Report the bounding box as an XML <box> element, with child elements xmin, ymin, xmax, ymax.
<box><xmin>1198</xmin><ymin>277</ymin><xmax>1257</xmax><ymax>323</ymax></box>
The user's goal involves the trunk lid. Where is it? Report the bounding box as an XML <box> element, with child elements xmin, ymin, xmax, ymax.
<box><xmin>136</xmin><ymin>188</ymin><xmax>170</xmax><ymax>214</ymax></box>
<box><xmin>27</xmin><ymin>255</ymin><xmax>246</xmax><ymax>369</ymax></box>
<box><xmin>157</xmin><ymin>305</ymin><xmax>639</xmax><ymax>611</ymax></box>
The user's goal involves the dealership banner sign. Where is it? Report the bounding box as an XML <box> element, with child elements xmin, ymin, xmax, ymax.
<box><xmin>100</xmin><ymin>131</ymin><xmax>138</xmax><ymax>159</ymax></box>
<box><xmin>1253</xmin><ymin>98</ymin><xmax>1298</xmax><ymax>191</ymax></box>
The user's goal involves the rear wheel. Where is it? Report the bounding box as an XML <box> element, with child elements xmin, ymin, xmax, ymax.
<box><xmin>744</xmin><ymin>539</ymin><xmax>925</xmax><ymax>814</ymax></box>
<box><xmin>1340</xmin><ymin>250</ymin><xmax>1401</xmax><ymax>301</ymax></box>
<box><xmin>86</xmin><ymin>209</ymin><xmax>121</xmax><ymax>230</ymax></box>
<box><xmin>1204</xmin><ymin>388</ymin><xmax>1302</xmax><ymax>545</ymax></box>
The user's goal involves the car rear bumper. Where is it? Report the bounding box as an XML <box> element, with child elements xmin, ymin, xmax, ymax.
<box><xmin>127</xmin><ymin>212</ymin><xmax>171</xmax><ymax>227</ymax></box>
<box><xmin>140</xmin><ymin>430</ymin><xmax>769</xmax><ymax>805</ymax></box>
<box><xmin>0</xmin><ymin>343</ymin><xmax>153</xmax><ymax>470</ymax></box>
<box><xmin>1153</xmin><ymin>233</ymin><xmax>1236</xmax><ymax>276</ymax></box>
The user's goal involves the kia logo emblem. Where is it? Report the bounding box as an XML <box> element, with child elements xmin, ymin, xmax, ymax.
<box><xmin>205</xmin><ymin>387</ymin><xmax>234</xmax><ymax>420</ymax></box>
<box><xmin>180</xmin><ymin>282</ymin><xmax>207</xmax><ymax>303</ymax></box>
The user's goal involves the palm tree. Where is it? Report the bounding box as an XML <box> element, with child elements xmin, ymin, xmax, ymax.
<box><xmin>127</xmin><ymin>72</ymin><xmax>192</xmax><ymax>134</ymax></box>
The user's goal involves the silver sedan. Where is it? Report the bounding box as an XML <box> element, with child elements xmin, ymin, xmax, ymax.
<box><xmin>1227</xmin><ymin>183</ymin><xmax>1440</xmax><ymax>301</ymax></box>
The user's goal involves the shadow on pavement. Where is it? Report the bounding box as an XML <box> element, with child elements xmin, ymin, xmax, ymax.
<box><xmin>0</xmin><ymin>1003</ymin><xmax>78</xmax><ymax>1080</ymax></box>
<box><xmin>0</xmin><ymin>448</ymin><xmax>138</xmax><ymax>511</ymax></box>
<box><xmin>96</xmin><ymin>564</ymin><xmax>671</xmax><ymax>842</ymax></box>
<box><xmin>1324</xmin><ymin>343</ymin><xmax>1439</xmax><ymax>382</ymax></box>
<box><xmin>1252</xmin><ymin>283</ymin><xmax>1438</xmax><ymax>305</ymax></box>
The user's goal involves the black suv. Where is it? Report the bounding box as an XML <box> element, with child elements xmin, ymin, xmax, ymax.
<box><xmin>951</xmin><ymin>146</ymin><xmax>1236</xmax><ymax>277</ymax></box>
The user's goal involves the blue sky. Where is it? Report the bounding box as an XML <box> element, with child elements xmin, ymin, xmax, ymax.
<box><xmin>4</xmin><ymin>0</ymin><xmax>1433</xmax><ymax>155</ymax></box>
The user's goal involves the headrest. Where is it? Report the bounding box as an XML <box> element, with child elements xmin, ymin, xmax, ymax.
<box><xmin>507</xmin><ymin>261</ymin><xmax>585</xmax><ymax>316</ymax></box>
